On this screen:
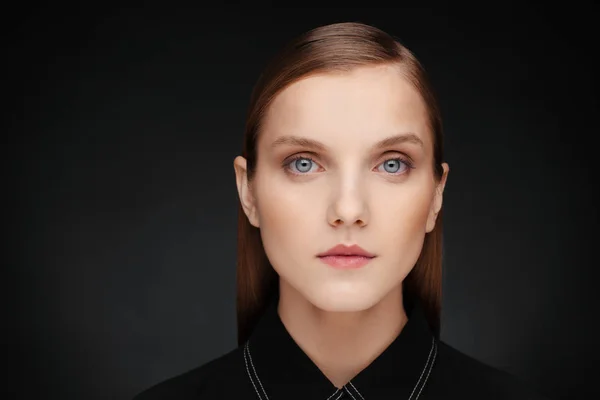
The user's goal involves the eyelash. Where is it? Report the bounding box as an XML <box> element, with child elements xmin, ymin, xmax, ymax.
<box><xmin>282</xmin><ymin>154</ymin><xmax>415</xmax><ymax>176</ymax></box>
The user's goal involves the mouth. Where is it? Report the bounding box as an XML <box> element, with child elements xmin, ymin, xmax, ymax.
<box><xmin>317</xmin><ymin>244</ymin><xmax>376</xmax><ymax>269</ymax></box>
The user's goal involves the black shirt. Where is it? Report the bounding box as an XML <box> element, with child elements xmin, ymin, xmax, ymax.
<box><xmin>133</xmin><ymin>297</ymin><xmax>550</xmax><ymax>399</ymax></box>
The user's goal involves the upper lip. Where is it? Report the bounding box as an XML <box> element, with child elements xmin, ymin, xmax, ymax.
<box><xmin>318</xmin><ymin>244</ymin><xmax>376</xmax><ymax>258</ymax></box>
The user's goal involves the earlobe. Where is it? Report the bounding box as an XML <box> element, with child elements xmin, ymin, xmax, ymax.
<box><xmin>233</xmin><ymin>156</ymin><xmax>260</xmax><ymax>228</ymax></box>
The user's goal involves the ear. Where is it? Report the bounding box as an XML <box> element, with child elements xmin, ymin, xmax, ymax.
<box><xmin>233</xmin><ymin>156</ymin><xmax>260</xmax><ymax>228</ymax></box>
<box><xmin>426</xmin><ymin>162</ymin><xmax>449</xmax><ymax>233</ymax></box>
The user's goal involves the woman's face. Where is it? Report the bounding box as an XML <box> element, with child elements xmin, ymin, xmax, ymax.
<box><xmin>235</xmin><ymin>64</ymin><xmax>449</xmax><ymax>312</ymax></box>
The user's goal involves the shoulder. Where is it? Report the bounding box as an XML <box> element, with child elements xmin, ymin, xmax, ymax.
<box><xmin>132</xmin><ymin>346</ymin><xmax>248</xmax><ymax>400</ymax></box>
<box><xmin>427</xmin><ymin>340</ymin><xmax>551</xmax><ymax>399</ymax></box>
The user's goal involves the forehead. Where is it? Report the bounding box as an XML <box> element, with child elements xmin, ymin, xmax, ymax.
<box><xmin>261</xmin><ymin>64</ymin><xmax>431</xmax><ymax>150</ymax></box>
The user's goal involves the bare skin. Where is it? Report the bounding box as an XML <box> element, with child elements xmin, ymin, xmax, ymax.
<box><xmin>234</xmin><ymin>64</ymin><xmax>449</xmax><ymax>388</ymax></box>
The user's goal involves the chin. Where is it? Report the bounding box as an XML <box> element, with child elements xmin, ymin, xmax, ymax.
<box><xmin>305</xmin><ymin>284</ymin><xmax>383</xmax><ymax>313</ymax></box>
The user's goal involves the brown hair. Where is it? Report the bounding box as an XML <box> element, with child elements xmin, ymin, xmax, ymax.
<box><xmin>236</xmin><ymin>22</ymin><xmax>445</xmax><ymax>346</ymax></box>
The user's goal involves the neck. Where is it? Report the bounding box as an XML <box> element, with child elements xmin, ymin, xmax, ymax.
<box><xmin>277</xmin><ymin>280</ymin><xmax>408</xmax><ymax>389</ymax></box>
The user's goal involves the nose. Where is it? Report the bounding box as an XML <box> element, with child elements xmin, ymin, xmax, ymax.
<box><xmin>326</xmin><ymin>178</ymin><xmax>369</xmax><ymax>228</ymax></box>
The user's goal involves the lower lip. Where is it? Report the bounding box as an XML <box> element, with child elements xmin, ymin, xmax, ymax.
<box><xmin>318</xmin><ymin>255</ymin><xmax>374</xmax><ymax>269</ymax></box>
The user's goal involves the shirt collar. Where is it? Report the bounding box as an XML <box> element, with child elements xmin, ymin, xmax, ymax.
<box><xmin>244</xmin><ymin>295</ymin><xmax>438</xmax><ymax>400</ymax></box>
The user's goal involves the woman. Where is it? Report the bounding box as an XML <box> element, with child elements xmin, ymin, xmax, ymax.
<box><xmin>134</xmin><ymin>22</ymin><xmax>549</xmax><ymax>400</ymax></box>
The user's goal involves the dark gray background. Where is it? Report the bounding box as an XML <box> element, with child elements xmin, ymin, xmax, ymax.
<box><xmin>6</xmin><ymin>4</ymin><xmax>598</xmax><ymax>400</ymax></box>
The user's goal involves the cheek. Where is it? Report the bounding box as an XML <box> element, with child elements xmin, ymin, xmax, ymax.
<box><xmin>257</xmin><ymin>181</ymin><xmax>311</xmax><ymax>226</ymax></box>
<box><xmin>374</xmin><ymin>180</ymin><xmax>434</xmax><ymax>248</ymax></box>
<box><xmin>253</xmin><ymin>173</ymin><xmax>324</xmax><ymax>255</ymax></box>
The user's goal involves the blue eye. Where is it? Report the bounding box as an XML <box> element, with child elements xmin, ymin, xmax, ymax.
<box><xmin>285</xmin><ymin>156</ymin><xmax>319</xmax><ymax>174</ymax></box>
<box><xmin>378</xmin><ymin>158</ymin><xmax>411</xmax><ymax>174</ymax></box>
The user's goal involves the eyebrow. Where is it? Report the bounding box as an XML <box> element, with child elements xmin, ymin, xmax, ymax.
<box><xmin>270</xmin><ymin>132</ymin><xmax>424</xmax><ymax>151</ymax></box>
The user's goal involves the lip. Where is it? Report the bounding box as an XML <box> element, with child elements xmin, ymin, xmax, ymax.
<box><xmin>318</xmin><ymin>255</ymin><xmax>374</xmax><ymax>269</ymax></box>
<box><xmin>318</xmin><ymin>244</ymin><xmax>376</xmax><ymax>258</ymax></box>
<box><xmin>317</xmin><ymin>244</ymin><xmax>376</xmax><ymax>270</ymax></box>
